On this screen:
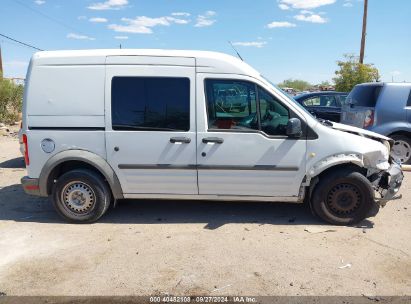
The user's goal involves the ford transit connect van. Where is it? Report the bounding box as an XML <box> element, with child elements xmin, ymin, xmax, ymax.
<box><xmin>20</xmin><ymin>49</ymin><xmax>403</xmax><ymax>225</ymax></box>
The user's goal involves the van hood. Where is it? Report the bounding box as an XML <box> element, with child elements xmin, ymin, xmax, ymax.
<box><xmin>331</xmin><ymin>122</ymin><xmax>392</xmax><ymax>143</ymax></box>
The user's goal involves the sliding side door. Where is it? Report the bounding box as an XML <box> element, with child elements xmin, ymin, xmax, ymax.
<box><xmin>105</xmin><ymin>56</ymin><xmax>198</xmax><ymax>195</ymax></box>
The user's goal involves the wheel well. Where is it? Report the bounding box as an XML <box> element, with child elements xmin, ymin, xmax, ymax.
<box><xmin>316</xmin><ymin>163</ymin><xmax>366</xmax><ymax>180</ymax></box>
<box><xmin>47</xmin><ymin>160</ymin><xmax>112</xmax><ymax>196</ymax></box>
<box><xmin>305</xmin><ymin>163</ymin><xmax>366</xmax><ymax>208</ymax></box>
<box><xmin>388</xmin><ymin>131</ymin><xmax>411</xmax><ymax>139</ymax></box>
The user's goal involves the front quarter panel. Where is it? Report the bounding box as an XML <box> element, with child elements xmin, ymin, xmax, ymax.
<box><xmin>306</xmin><ymin>124</ymin><xmax>389</xmax><ymax>178</ymax></box>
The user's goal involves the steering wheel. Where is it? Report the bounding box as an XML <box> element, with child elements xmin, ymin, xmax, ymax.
<box><xmin>238</xmin><ymin>113</ymin><xmax>258</xmax><ymax>128</ymax></box>
<box><xmin>262</xmin><ymin>108</ymin><xmax>273</xmax><ymax>121</ymax></box>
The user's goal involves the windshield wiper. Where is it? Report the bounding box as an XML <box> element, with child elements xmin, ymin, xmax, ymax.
<box><xmin>112</xmin><ymin>125</ymin><xmax>184</xmax><ymax>131</ymax></box>
<box><xmin>317</xmin><ymin>118</ymin><xmax>333</xmax><ymax>127</ymax></box>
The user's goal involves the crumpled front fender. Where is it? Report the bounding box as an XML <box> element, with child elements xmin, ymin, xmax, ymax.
<box><xmin>307</xmin><ymin>153</ymin><xmax>364</xmax><ymax>178</ymax></box>
<box><xmin>307</xmin><ymin>150</ymin><xmax>390</xmax><ymax>180</ymax></box>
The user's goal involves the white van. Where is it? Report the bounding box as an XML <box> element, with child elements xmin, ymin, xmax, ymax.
<box><xmin>20</xmin><ymin>49</ymin><xmax>403</xmax><ymax>225</ymax></box>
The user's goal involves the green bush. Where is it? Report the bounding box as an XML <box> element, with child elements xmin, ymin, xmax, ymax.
<box><xmin>0</xmin><ymin>73</ymin><xmax>23</xmax><ymax>124</ymax></box>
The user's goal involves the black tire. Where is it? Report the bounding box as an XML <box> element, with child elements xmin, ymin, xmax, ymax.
<box><xmin>311</xmin><ymin>168</ymin><xmax>378</xmax><ymax>225</ymax></box>
<box><xmin>52</xmin><ymin>169</ymin><xmax>111</xmax><ymax>223</ymax></box>
<box><xmin>390</xmin><ymin>135</ymin><xmax>411</xmax><ymax>165</ymax></box>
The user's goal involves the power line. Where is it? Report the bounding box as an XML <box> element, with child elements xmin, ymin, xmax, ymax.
<box><xmin>0</xmin><ymin>33</ymin><xmax>43</xmax><ymax>51</ymax></box>
<box><xmin>12</xmin><ymin>0</ymin><xmax>89</xmax><ymax>36</ymax></box>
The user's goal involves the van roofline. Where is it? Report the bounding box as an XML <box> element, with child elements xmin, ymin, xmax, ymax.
<box><xmin>32</xmin><ymin>48</ymin><xmax>241</xmax><ymax>61</ymax></box>
<box><xmin>30</xmin><ymin>48</ymin><xmax>262</xmax><ymax>79</ymax></box>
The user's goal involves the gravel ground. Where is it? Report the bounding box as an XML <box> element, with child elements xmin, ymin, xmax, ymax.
<box><xmin>0</xmin><ymin>136</ymin><xmax>410</xmax><ymax>296</ymax></box>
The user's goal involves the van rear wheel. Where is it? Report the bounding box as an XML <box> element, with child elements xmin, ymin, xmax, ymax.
<box><xmin>311</xmin><ymin>168</ymin><xmax>378</xmax><ymax>225</ymax></box>
<box><xmin>52</xmin><ymin>169</ymin><xmax>111</xmax><ymax>223</ymax></box>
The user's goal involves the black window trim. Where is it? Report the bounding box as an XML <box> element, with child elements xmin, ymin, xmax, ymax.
<box><xmin>204</xmin><ymin>78</ymin><xmax>307</xmax><ymax>140</ymax></box>
<box><xmin>111</xmin><ymin>76</ymin><xmax>191</xmax><ymax>132</ymax></box>
<box><xmin>407</xmin><ymin>88</ymin><xmax>411</xmax><ymax>107</ymax></box>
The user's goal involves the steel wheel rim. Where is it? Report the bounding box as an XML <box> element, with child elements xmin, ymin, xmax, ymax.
<box><xmin>61</xmin><ymin>181</ymin><xmax>96</xmax><ymax>215</ymax></box>
<box><xmin>392</xmin><ymin>140</ymin><xmax>411</xmax><ymax>164</ymax></box>
<box><xmin>326</xmin><ymin>183</ymin><xmax>362</xmax><ymax>216</ymax></box>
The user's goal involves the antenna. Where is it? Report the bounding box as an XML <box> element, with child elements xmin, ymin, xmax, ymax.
<box><xmin>228</xmin><ymin>41</ymin><xmax>243</xmax><ymax>61</ymax></box>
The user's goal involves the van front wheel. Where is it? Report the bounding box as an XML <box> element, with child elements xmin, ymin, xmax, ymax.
<box><xmin>311</xmin><ymin>168</ymin><xmax>377</xmax><ymax>225</ymax></box>
<box><xmin>52</xmin><ymin>169</ymin><xmax>111</xmax><ymax>223</ymax></box>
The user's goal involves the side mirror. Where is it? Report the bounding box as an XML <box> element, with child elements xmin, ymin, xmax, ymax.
<box><xmin>286</xmin><ymin>118</ymin><xmax>303</xmax><ymax>138</ymax></box>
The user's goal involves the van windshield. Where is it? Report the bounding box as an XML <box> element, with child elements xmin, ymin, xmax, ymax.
<box><xmin>345</xmin><ymin>85</ymin><xmax>382</xmax><ymax>107</ymax></box>
<box><xmin>260</xmin><ymin>75</ymin><xmax>315</xmax><ymax>117</ymax></box>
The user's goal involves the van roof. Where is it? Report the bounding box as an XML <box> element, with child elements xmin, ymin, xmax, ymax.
<box><xmin>31</xmin><ymin>49</ymin><xmax>261</xmax><ymax>77</ymax></box>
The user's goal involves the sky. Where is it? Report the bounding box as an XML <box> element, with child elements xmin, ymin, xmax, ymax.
<box><xmin>1</xmin><ymin>0</ymin><xmax>410</xmax><ymax>84</ymax></box>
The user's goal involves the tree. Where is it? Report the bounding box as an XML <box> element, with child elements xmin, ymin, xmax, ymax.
<box><xmin>333</xmin><ymin>54</ymin><xmax>380</xmax><ymax>92</ymax></box>
<box><xmin>0</xmin><ymin>73</ymin><xmax>24</xmax><ymax>123</ymax></box>
<box><xmin>278</xmin><ymin>79</ymin><xmax>311</xmax><ymax>92</ymax></box>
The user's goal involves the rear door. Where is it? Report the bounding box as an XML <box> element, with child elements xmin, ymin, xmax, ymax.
<box><xmin>105</xmin><ymin>56</ymin><xmax>198</xmax><ymax>195</ymax></box>
<box><xmin>341</xmin><ymin>84</ymin><xmax>383</xmax><ymax>128</ymax></box>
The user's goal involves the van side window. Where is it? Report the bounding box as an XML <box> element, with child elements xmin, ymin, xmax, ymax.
<box><xmin>111</xmin><ymin>77</ymin><xmax>190</xmax><ymax>131</ymax></box>
<box><xmin>205</xmin><ymin>79</ymin><xmax>259</xmax><ymax>131</ymax></box>
<box><xmin>258</xmin><ymin>87</ymin><xmax>290</xmax><ymax>136</ymax></box>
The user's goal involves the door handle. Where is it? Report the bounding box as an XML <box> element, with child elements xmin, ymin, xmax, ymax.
<box><xmin>202</xmin><ymin>137</ymin><xmax>224</xmax><ymax>144</ymax></box>
<box><xmin>170</xmin><ymin>137</ymin><xmax>191</xmax><ymax>144</ymax></box>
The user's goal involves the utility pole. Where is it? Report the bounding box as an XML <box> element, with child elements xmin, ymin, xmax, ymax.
<box><xmin>359</xmin><ymin>0</ymin><xmax>368</xmax><ymax>64</ymax></box>
<box><xmin>0</xmin><ymin>45</ymin><xmax>3</xmax><ymax>78</ymax></box>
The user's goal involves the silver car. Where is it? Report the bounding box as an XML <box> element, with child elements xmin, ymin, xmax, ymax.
<box><xmin>341</xmin><ymin>82</ymin><xmax>411</xmax><ymax>164</ymax></box>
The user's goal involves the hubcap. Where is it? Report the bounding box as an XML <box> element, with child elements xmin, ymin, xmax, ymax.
<box><xmin>61</xmin><ymin>181</ymin><xmax>95</xmax><ymax>214</ymax></box>
<box><xmin>391</xmin><ymin>140</ymin><xmax>411</xmax><ymax>164</ymax></box>
<box><xmin>326</xmin><ymin>183</ymin><xmax>362</xmax><ymax>216</ymax></box>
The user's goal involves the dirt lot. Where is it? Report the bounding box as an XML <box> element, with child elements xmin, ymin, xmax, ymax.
<box><xmin>0</xmin><ymin>135</ymin><xmax>410</xmax><ymax>296</ymax></box>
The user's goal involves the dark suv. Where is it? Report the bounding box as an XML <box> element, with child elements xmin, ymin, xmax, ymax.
<box><xmin>294</xmin><ymin>91</ymin><xmax>348</xmax><ymax>122</ymax></box>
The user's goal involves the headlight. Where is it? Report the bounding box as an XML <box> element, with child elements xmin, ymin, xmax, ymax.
<box><xmin>383</xmin><ymin>140</ymin><xmax>391</xmax><ymax>152</ymax></box>
<box><xmin>382</xmin><ymin>140</ymin><xmax>391</xmax><ymax>159</ymax></box>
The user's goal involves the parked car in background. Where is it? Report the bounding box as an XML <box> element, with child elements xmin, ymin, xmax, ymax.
<box><xmin>294</xmin><ymin>91</ymin><xmax>348</xmax><ymax>122</ymax></box>
<box><xmin>341</xmin><ymin>82</ymin><xmax>411</xmax><ymax>164</ymax></box>
<box><xmin>281</xmin><ymin>87</ymin><xmax>298</xmax><ymax>96</ymax></box>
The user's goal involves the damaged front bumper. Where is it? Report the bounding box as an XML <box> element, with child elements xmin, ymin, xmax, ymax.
<box><xmin>372</xmin><ymin>162</ymin><xmax>404</xmax><ymax>206</ymax></box>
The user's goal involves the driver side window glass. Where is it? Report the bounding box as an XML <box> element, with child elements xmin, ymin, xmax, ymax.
<box><xmin>258</xmin><ymin>87</ymin><xmax>290</xmax><ymax>136</ymax></box>
<box><xmin>205</xmin><ymin>79</ymin><xmax>258</xmax><ymax>131</ymax></box>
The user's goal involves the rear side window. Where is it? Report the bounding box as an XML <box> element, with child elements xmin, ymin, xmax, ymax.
<box><xmin>407</xmin><ymin>89</ymin><xmax>411</xmax><ymax>107</ymax></box>
<box><xmin>111</xmin><ymin>77</ymin><xmax>190</xmax><ymax>131</ymax></box>
<box><xmin>303</xmin><ymin>95</ymin><xmax>338</xmax><ymax>107</ymax></box>
<box><xmin>346</xmin><ymin>85</ymin><xmax>382</xmax><ymax>107</ymax></box>
<box><xmin>302</xmin><ymin>97</ymin><xmax>320</xmax><ymax>106</ymax></box>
